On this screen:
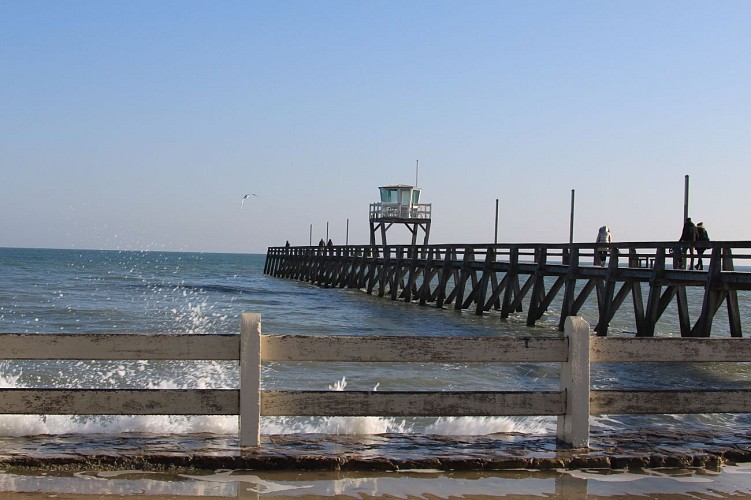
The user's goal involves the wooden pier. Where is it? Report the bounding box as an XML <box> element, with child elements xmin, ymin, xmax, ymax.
<box><xmin>264</xmin><ymin>241</ymin><xmax>751</xmax><ymax>337</ymax></box>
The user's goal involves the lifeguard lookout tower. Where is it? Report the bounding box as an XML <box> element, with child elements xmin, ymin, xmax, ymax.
<box><xmin>369</xmin><ymin>184</ymin><xmax>432</xmax><ymax>248</ymax></box>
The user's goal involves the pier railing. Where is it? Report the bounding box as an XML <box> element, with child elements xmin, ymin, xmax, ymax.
<box><xmin>2</xmin><ymin>313</ymin><xmax>750</xmax><ymax>448</ymax></box>
<box><xmin>265</xmin><ymin>241</ymin><xmax>751</xmax><ymax>337</ymax></box>
<box><xmin>369</xmin><ymin>202</ymin><xmax>432</xmax><ymax>220</ymax></box>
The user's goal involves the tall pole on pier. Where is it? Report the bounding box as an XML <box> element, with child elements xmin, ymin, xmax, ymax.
<box><xmin>326</xmin><ymin>222</ymin><xmax>329</xmax><ymax>242</ymax></box>
<box><xmin>569</xmin><ymin>189</ymin><xmax>575</xmax><ymax>244</ymax></box>
<box><xmin>309</xmin><ymin>224</ymin><xmax>312</xmax><ymax>246</ymax></box>
<box><xmin>494</xmin><ymin>198</ymin><xmax>499</xmax><ymax>245</ymax></box>
<box><xmin>684</xmin><ymin>174</ymin><xmax>690</xmax><ymax>222</ymax></box>
<box><xmin>346</xmin><ymin>218</ymin><xmax>349</xmax><ymax>246</ymax></box>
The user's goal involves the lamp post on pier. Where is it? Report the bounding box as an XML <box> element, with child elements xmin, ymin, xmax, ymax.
<box><xmin>494</xmin><ymin>198</ymin><xmax>499</xmax><ymax>245</ymax></box>
<box><xmin>684</xmin><ymin>175</ymin><xmax>690</xmax><ymax>222</ymax></box>
<box><xmin>569</xmin><ymin>189</ymin><xmax>575</xmax><ymax>244</ymax></box>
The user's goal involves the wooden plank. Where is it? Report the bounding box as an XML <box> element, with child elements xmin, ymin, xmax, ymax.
<box><xmin>0</xmin><ymin>389</ymin><xmax>238</xmax><ymax>415</ymax></box>
<box><xmin>261</xmin><ymin>391</ymin><xmax>565</xmax><ymax>417</ymax></box>
<box><xmin>591</xmin><ymin>337</ymin><xmax>751</xmax><ymax>362</ymax></box>
<box><xmin>261</xmin><ymin>335</ymin><xmax>568</xmax><ymax>362</ymax></box>
<box><xmin>591</xmin><ymin>389</ymin><xmax>751</xmax><ymax>414</ymax></box>
<box><xmin>0</xmin><ymin>334</ymin><xmax>239</xmax><ymax>360</ymax></box>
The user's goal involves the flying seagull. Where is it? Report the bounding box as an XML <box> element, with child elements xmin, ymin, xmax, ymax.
<box><xmin>241</xmin><ymin>193</ymin><xmax>259</xmax><ymax>209</ymax></box>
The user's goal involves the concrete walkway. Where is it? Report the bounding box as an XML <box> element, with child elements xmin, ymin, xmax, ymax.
<box><xmin>1</xmin><ymin>428</ymin><xmax>750</xmax><ymax>472</ymax></box>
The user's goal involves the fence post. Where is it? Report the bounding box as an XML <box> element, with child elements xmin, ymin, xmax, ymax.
<box><xmin>240</xmin><ymin>313</ymin><xmax>262</xmax><ymax>447</ymax></box>
<box><xmin>557</xmin><ymin>316</ymin><xmax>591</xmax><ymax>448</ymax></box>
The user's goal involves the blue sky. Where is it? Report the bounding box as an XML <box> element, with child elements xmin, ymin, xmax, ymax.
<box><xmin>2</xmin><ymin>1</ymin><xmax>749</xmax><ymax>253</ymax></box>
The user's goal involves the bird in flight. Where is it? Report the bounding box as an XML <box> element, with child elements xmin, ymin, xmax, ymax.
<box><xmin>241</xmin><ymin>193</ymin><xmax>259</xmax><ymax>209</ymax></box>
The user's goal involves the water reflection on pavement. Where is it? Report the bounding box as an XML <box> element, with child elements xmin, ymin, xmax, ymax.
<box><xmin>0</xmin><ymin>465</ymin><xmax>751</xmax><ymax>499</ymax></box>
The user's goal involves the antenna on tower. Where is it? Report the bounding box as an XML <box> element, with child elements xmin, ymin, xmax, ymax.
<box><xmin>415</xmin><ymin>160</ymin><xmax>419</xmax><ymax>187</ymax></box>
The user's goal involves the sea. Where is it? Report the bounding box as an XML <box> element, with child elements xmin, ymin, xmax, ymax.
<box><xmin>1</xmin><ymin>246</ymin><xmax>751</xmax><ymax>498</ymax></box>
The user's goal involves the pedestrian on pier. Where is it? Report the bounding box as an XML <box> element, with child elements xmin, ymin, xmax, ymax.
<box><xmin>595</xmin><ymin>226</ymin><xmax>611</xmax><ymax>266</ymax></box>
<box><xmin>679</xmin><ymin>218</ymin><xmax>698</xmax><ymax>270</ymax></box>
<box><xmin>696</xmin><ymin>222</ymin><xmax>710</xmax><ymax>270</ymax></box>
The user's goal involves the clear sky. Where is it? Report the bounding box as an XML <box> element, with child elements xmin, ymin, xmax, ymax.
<box><xmin>2</xmin><ymin>1</ymin><xmax>750</xmax><ymax>254</ymax></box>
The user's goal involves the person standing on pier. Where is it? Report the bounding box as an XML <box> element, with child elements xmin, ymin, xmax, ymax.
<box><xmin>595</xmin><ymin>226</ymin><xmax>611</xmax><ymax>266</ymax></box>
<box><xmin>696</xmin><ymin>222</ymin><xmax>710</xmax><ymax>270</ymax></box>
<box><xmin>679</xmin><ymin>218</ymin><xmax>698</xmax><ymax>270</ymax></box>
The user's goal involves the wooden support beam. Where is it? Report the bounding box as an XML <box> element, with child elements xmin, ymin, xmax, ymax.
<box><xmin>527</xmin><ymin>248</ymin><xmax>548</xmax><ymax>326</ymax></box>
<box><xmin>485</xmin><ymin>273</ymin><xmax>509</xmax><ymax>313</ymax></box>
<box><xmin>558</xmin><ymin>247</ymin><xmax>580</xmax><ymax>331</ymax></box>
<box><xmin>723</xmin><ymin>248</ymin><xmax>743</xmax><ymax>337</ymax></box>
<box><xmin>692</xmin><ymin>247</ymin><xmax>723</xmax><ymax>337</ymax></box>
<box><xmin>435</xmin><ymin>249</ymin><xmax>453</xmax><ymax>308</ymax></box>
<box><xmin>391</xmin><ymin>247</ymin><xmax>405</xmax><ymax>300</ymax></box>
<box><xmin>571</xmin><ymin>279</ymin><xmax>597</xmax><ymax>316</ymax></box>
<box><xmin>676</xmin><ymin>285</ymin><xmax>691</xmax><ymax>337</ymax></box>
<box><xmin>419</xmin><ymin>248</ymin><xmax>436</xmax><ymax>306</ymax></box>
<box><xmin>473</xmin><ymin>247</ymin><xmax>495</xmax><ymax>315</ymax></box>
<box><xmin>595</xmin><ymin>248</ymin><xmax>620</xmax><ymax>336</ymax></box>
<box><xmin>454</xmin><ymin>249</ymin><xmax>474</xmax><ymax>310</ymax></box>
<box><xmin>539</xmin><ymin>276</ymin><xmax>565</xmax><ymax>320</ymax></box>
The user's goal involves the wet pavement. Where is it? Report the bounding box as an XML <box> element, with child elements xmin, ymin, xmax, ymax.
<box><xmin>1</xmin><ymin>428</ymin><xmax>750</xmax><ymax>472</ymax></box>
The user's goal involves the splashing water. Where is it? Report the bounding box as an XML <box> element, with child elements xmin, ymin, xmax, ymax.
<box><xmin>1</xmin><ymin>248</ymin><xmax>750</xmax><ymax>441</ymax></box>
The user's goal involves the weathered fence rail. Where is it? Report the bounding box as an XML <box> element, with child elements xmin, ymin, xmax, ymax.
<box><xmin>265</xmin><ymin>241</ymin><xmax>751</xmax><ymax>337</ymax></box>
<box><xmin>3</xmin><ymin>313</ymin><xmax>750</xmax><ymax>449</ymax></box>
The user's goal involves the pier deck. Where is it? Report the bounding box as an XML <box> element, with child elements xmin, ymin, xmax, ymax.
<box><xmin>264</xmin><ymin>241</ymin><xmax>751</xmax><ymax>337</ymax></box>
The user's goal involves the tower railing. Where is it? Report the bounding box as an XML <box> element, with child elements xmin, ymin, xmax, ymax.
<box><xmin>369</xmin><ymin>202</ymin><xmax>432</xmax><ymax>220</ymax></box>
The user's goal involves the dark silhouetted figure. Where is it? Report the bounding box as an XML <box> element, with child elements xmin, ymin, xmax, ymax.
<box><xmin>679</xmin><ymin>218</ymin><xmax>698</xmax><ymax>270</ymax></box>
<box><xmin>696</xmin><ymin>222</ymin><xmax>710</xmax><ymax>270</ymax></box>
<box><xmin>594</xmin><ymin>226</ymin><xmax>611</xmax><ymax>266</ymax></box>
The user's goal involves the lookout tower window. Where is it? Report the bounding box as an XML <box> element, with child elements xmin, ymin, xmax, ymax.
<box><xmin>412</xmin><ymin>189</ymin><xmax>421</xmax><ymax>204</ymax></box>
<box><xmin>380</xmin><ymin>188</ymin><xmax>398</xmax><ymax>203</ymax></box>
<box><xmin>401</xmin><ymin>190</ymin><xmax>411</xmax><ymax>205</ymax></box>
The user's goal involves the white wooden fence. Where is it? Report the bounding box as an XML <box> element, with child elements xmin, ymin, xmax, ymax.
<box><xmin>2</xmin><ymin>313</ymin><xmax>751</xmax><ymax>448</ymax></box>
<box><xmin>0</xmin><ymin>323</ymin><xmax>259</xmax><ymax>445</ymax></box>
